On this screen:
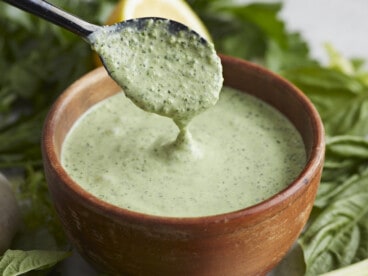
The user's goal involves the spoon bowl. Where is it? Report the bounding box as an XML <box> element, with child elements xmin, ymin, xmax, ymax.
<box><xmin>88</xmin><ymin>17</ymin><xmax>222</xmax><ymax>123</ymax></box>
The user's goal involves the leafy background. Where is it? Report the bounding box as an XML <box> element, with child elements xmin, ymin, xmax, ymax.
<box><xmin>1</xmin><ymin>0</ymin><xmax>368</xmax><ymax>275</ymax></box>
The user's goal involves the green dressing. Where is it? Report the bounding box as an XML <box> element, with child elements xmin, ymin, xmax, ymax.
<box><xmin>61</xmin><ymin>87</ymin><xmax>306</xmax><ymax>217</ymax></box>
<box><xmin>89</xmin><ymin>18</ymin><xmax>223</xmax><ymax>146</ymax></box>
<box><xmin>62</xmin><ymin>18</ymin><xmax>306</xmax><ymax>217</ymax></box>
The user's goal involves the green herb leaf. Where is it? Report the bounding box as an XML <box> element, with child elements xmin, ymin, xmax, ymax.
<box><xmin>189</xmin><ymin>1</ymin><xmax>287</xmax><ymax>61</ymax></box>
<box><xmin>289</xmin><ymin>45</ymin><xmax>368</xmax><ymax>274</ymax></box>
<box><xmin>0</xmin><ymin>249</ymin><xmax>70</xmax><ymax>276</ymax></box>
<box><xmin>299</xmin><ymin>167</ymin><xmax>368</xmax><ymax>275</ymax></box>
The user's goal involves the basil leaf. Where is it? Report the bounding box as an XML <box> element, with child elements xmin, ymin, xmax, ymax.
<box><xmin>189</xmin><ymin>1</ymin><xmax>288</xmax><ymax>61</ymax></box>
<box><xmin>279</xmin><ymin>42</ymin><xmax>368</xmax><ymax>274</ymax></box>
<box><xmin>265</xmin><ymin>33</ymin><xmax>317</xmax><ymax>72</ymax></box>
<box><xmin>0</xmin><ymin>249</ymin><xmax>70</xmax><ymax>276</ymax></box>
<box><xmin>326</xmin><ymin>136</ymin><xmax>368</xmax><ymax>159</ymax></box>
<box><xmin>300</xmin><ymin>167</ymin><xmax>368</xmax><ymax>275</ymax></box>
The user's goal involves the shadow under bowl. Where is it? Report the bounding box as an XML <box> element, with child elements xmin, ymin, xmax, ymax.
<box><xmin>42</xmin><ymin>55</ymin><xmax>325</xmax><ymax>275</ymax></box>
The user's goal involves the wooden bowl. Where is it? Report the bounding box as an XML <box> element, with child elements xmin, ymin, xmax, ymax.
<box><xmin>42</xmin><ymin>55</ymin><xmax>325</xmax><ymax>275</ymax></box>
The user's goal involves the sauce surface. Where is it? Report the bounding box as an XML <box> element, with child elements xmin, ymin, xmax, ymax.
<box><xmin>61</xmin><ymin>87</ymin><xmax>306</xmax><ymax>217</ymax></box>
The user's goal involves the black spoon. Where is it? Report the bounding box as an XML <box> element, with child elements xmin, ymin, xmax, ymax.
<box><xmin>1</xmin><ymin>0</ymin><xmax>207</xmax><ymax>43</ymax></box>
<box><xmin>2</xmin><ymin>0</ymin><xmax>100</xmax><ymax>37</ymax></box>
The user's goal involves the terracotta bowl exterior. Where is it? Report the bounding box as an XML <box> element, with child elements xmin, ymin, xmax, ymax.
<box><xmin>42</xmin><ymin>55</ymin><xmax>325</xmax><ymax>275</ymax></box>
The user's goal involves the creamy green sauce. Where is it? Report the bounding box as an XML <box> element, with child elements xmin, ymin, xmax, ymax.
<box><xmin>89</xmin><ymin>18</ymin><xmax>223</xmax><ymax>131</ymax></box>
<box><xmin>62</xmin><ymin>87</ymin><xmax>306</xmax><ymax>217</ymax></box>
<box><xmin>64</xmin><ymin>18</ymin><xmax>306</xmax><ymax>217</ymax></box>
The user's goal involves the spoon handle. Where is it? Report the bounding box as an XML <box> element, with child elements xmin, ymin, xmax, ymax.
<box><xmin>2</xmin><ymin>0</ymin><xmax>100</xmax><ymax>37</ymax></box>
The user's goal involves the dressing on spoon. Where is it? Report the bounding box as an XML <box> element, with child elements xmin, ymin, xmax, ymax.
<box><xmin>89</xmin><ymin>18</ymin><xmax>223</xmax><ymax>153</ymax></box>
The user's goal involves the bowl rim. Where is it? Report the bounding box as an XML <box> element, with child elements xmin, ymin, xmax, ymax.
<box><xmin>42</xmin><ymin>54</ymin><xmax>325</xmax><ymax>226</ymax></box>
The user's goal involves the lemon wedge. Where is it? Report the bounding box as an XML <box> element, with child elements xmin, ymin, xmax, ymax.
<box><xmin>106</xmin><ymin>0</ymin><xmax>211</xmax><ymax>40</ymax></box>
